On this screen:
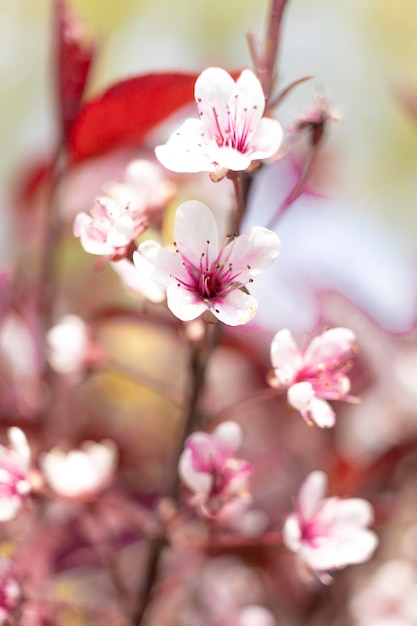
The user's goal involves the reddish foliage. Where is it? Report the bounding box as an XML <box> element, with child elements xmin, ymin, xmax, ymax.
<box><xmin>67</xmin><ymin>72</ymin><xmax>200</xmax><ymax>164</ymax></box>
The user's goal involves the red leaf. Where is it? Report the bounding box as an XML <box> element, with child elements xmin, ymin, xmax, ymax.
<box><xmin>54</xmin><ymin>0</ymin><xmax>95</xmax><ymax>139</ymax></box>
<box><xmin>67</xmin><ymin>72</ymin><xmax>200</xmax><ymax>164</ymax></box>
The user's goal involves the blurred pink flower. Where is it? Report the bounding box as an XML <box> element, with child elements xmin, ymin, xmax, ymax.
<box><xmin>0</xmin><ymin>558</ymin><xmax>21</xmax><ymax>624</ymax></box>
<box><xmin>349</xmin><ymin>559</ymin><xmax>417</xmax><ymax>626</ymax></box>
<box><xmin>0</xmin><ymin>428</ymin><xmax>31</xmax><ymax>521</ymax></box>
<box><xmin>233</xmin><ymin>606</ymin><xmax>276</xmax><ymax>626</ymax></box>
<box><xmin>110</xmin><ymin>258</ymin><xmax>165</xmax><ymax>304</ymax></box>
<box><xmin>104</xmin><ymin>158</ymin><xmax>175</xmax><ymax>216</ymax></box>
<box><xmin>155</xmin><ymin>67</ymin><xmax>283</xmax><ymax>182</ymax></box>
<box><xmin>179</xmin><ymin>421</ymin><xmax>252</xmax><ymax>515</ymax></box>
<box><xmin>134</xmin><ymin>200</ymin><xmax>280</xmax><ymax>326</ymax></box>
<box><xmin>46</xmin><ymin>314</ymin><xmax>92</xmax><ymax>376</ymax></box>
<box><xmin>73</xmin><ymin>193</ymin><xmax>148</xmax><ymax>258</ymax></box>
<box><xmin>283</xmin><ymin>471</ymin><xmax>378</xmax><ymax>580</ymax></box>
<box><xmin>268</xmin><ymin>327</ymin><xmax>358</xmax><ymax>427</ymax></box>
<box><xmin>41</xmin><ymin>440</ymin><xmax>117</xmax><ymax>500</ymax></box>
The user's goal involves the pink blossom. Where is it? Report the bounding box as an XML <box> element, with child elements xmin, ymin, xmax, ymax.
<box><xmin>133</xmin><ymin>200</ymin><xmax>281</xmax><ymax>326</ymax></box>
<box><xmin>46</xmin><ymin>315</ymin><xmax>91</xmax><ymax>376</ymax></box>
<box><xmin>268</xmin><ymin>327</ymin><xmax>358</xmax><ymax>427</ymax></box>
<box><xmin>283</xmin><ymin>471</ymin><xmax>378</xmax><ymax>580</ymax></box>
<box><xmin>73</xmin><ymin>193</ymin><xmax>148</xmax><ymax>258</ymax></box>
<box><xmin>179</xmin><ymin>421</ymin><xmax>252</xmax><ymax>515</ymax></box>
<box><xmin>0</xmin><ymin>428</ymin><xmax>31</xmax><ymax>521</ymax></box>
<box><xmin>349</xmin><ymin>559</ymin><xmax>417</xmax><ymax>626</ymax></box>
<box><xmin>155</xmin><ymin>67</ymin><xmax>283</xmax><ymax>181</ymax></box>
<box><xmin>0</xmin><ymin>558</ymin><xmax>21</xmax><ymax>624</ymax></box>
<box><xmin>41</xmin><ymin>440</ymin><xmax>117</xmax><ymax>500</ymax></box>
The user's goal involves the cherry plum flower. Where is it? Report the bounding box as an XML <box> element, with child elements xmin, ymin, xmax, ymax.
<box><xmin>104</xmin><ymin>158</ymin><xmax>175</xmax><ymax>218</ymax></box>
<box><xmin>283</xmin><ymin>471</ymin><xmax>378</xmax><ymax>581</ymax></box>
<box><xmin>41</xmin><ymin>440</ymin><xmax>117</xmax><ymax>500</ymax></box>
<box><xmin>46</xmin><ymin>315</ymin><xmax>93</xmax><ymax>376</ymax></box>
<box><xmin>133</xmin><ymin>201</ymin><xmax>281</xmax><ymax>326</ymax></box>
<box><xmin>349</xmin><ymin>559</ymin><xmax>417</xmax><ymax>626</ymax></box>
<box><xmin>0</xmin><ymin>558</ymin><xmax>21</xmax><ymax>624</ymax></box>
<box><xmin>155</xmin><ymin>67</ymin><xmax>283</xmax><ymax>182</ymax></box>
<box><xmin>268</xmin><ymin>327</ymin><xmax>358</xmax><ymax>427</ymax></box>
<box><xmin>179</xmin><ymin>421</ymin><xmax>252</xmax><ymax>515</ymax></box>
<box><xmin>0</xmin><ymin>428</ymin><xmax>31</xmax><ymax>521</ymax></box>
<box><xmin>73</xmin><ymin>193</ymin><xmax>148</xmax><ymax>258</ymax></box>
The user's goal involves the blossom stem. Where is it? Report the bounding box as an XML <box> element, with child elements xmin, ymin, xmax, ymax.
<box><xmin>133</xmin><ymin>322</ymin><xmax>221</xmax><ymax>625</ymax></box>
<box><xmin>266</xmin><ymin>143</ymin><xmax>318</xmax><ymax>229</ymax></box>
<box><xmin>263</xmin><ymin>0</ymin><xmax>289</xmax><ymax>103</ymax></box>
<box><xmin>228</xmin><ymin>172</ymin><xmax>246</xmax><ymax>234</ymax></box>
<box><xmin>249</xmin><ymin>0</ymin><xmax>288</xmax><ymax>105</ymax></box>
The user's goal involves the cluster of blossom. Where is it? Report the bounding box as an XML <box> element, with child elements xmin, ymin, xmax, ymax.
<box><xmin>0</xmin><ymin>427</ymin><xmax>117</xmax><ymax>521</ymax></box>
<box><xmin>0</xmin><ymin>1</ymin><xmax>388</xmax><ymax>626</ymax></box>
<box><xmin>67</xmin><ymin>65</ymin><xmax>378</xmax><ymax>588</ymax></box>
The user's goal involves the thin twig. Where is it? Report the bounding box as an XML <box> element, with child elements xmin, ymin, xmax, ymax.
<box><xmin>132</xmin><ymin>322</ymin><xmax>221</xmax><ymax>625</ymax></box>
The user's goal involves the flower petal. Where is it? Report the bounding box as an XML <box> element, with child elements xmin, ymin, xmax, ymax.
<box><xmin>111</xmin><ymin>259</ymin><xmax>166</xmax><ymax>303</ymax></box>
<box><xmin>270</xmin><ymin>329</ymin><xmax>302</xmax><ymax>384</ymax></box>
<box><xmin>231</xmin><ymin>69</ymin><xmax>266</xmax><ymax>126</ymax></box>
<box><xmin>174</xmin><ymin>201</ymin><xmax>219</xmax><ymax>268</ymax></box>
<box><xmin>195</xmin><ymin>67</ymin><xmax>236</xmax><ymax>138</ymax></box>
<box><xmin>166</xmin><ymin>282</ymin><xmax>207</xmax><ymax>321</ymax></box>
<box><xmin>249</xmin><ymin>117</ymin><xmax>283</xmax><ymax>160</ymax></box>
<box><xmin>304</xmin><ymin>327</ymin><xmax>356</xmax><ymax>368</ymax></box>
<box><xmin>213</xmin><ymin>421</ymin><xmax>242</xmax><ymax>454</ymax></box>
<box><xmin>134</xmin><ymin>243</ymin><xmax>184</xmax><ymax>288</ymax></box>
<box><xmin>309</xmin><ymin>397</ymin><xmax>336</xmax><ymax>428</ymax></box>
<box><xmin>212</xmin><ymin>289</ymin><xmax>258</xmax><ymax>326</ymax></box>
<box><xmin>224</xmin><ymin>226</ymin><xmax>281</xmax><ymax>281</ymax></box>
<box><xmin>179</xmin><ymin>448</ymin><xmax>212</xmax><ymax>494</ymax></box>
<box><xmin>155</xmin><ymin>118</ymin><xmax>213</xmax><ymax>173</ymax></box>
<box><xmin>297</xmin><ymin>471</ymin><xmax>327</xmax><ymax>523</ymax></box>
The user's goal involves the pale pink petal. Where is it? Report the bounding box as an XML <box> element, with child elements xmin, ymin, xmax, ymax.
<box><xmin>224</xmin><ymin>226</ymin><xmax>281</xmax><ymax>279</ymax></box>
<box><xmin>8</xmin><ymin>428</ymin><xmax>30</xmax><ymax>471</ymax></box>
<box><xmin>332</xmin><ymin>498</ymin><xmax>375</xmax><ymax>528</ymax></box>
<box><xmin>0</xmin><ymin>497</ymin><xmax>23</xmax><ymax>522</ymax></box>
<box><xmin>195</xmin><ymin>67</ymin><xmax>236</xmax><ymax>136</ymax></box>
<box><xmin>206</xmin><ymin>144</ymin><xmax>253</xmax><ymax>172</ymax></box>
<box><xmin>238</xmin><ymin>605</ymin><xmax>276</xmax><ymax>626</ymax></box>
<box><xmin>134</xmin><ymin>243</ymin><xmax>185</xmax><ymax>288</ymax></box>
<box><xmin>213</xmin><ymin>421</ymin><xmax>242</xmax><ymax>454</ymax></box>
<box><xmin>287</xmin><ymin>381</ymin><xmax>315</xmax><ymax>412</ymax></box>
<box><xmin>313</xmin><ymin>529</ymin><xmax>378</xmax><ymax>570</ymax></box>
<box><xmin>111</xmin><ymin>259</ymin><xmax>165</xmax><ymax>304</ymax></box>
<box><xmin>212</xmin><ymin>289</ymin><xmax>258</xmax><ymax>326</ymax></box>
<box><xmin>298</xmin><ymin>471</ymin><xmax>327</xmax><ymax>522</ymax></box>
<box><xmin>304</xmin><ymin>327</ymin><xmax>356</xmax><ymax>367</ymax></box>
<box><xmin>232</xmin><ymin>69</ymin><xmax>266</xmax><ymax>124</ymax></box>
<box><xmin>282</xmin><ymin>514</ymin><xmax>302</xmax><ymax>552</ymax></box>
<box><xmin>186</xmin><ymin>432</ymin><xmax>221</xmax><ymax>472</ymax></box>
<box><xmin>178</xmin><ymin>449</ymin><xmax>212</xmax><ymax>494</ymax></box>
<box><xmin>249</xmin><ymin>117</ymin><xmax>283</xmax><ymax>160</ymax></box>
<box><xmin>174</xmin><ymin>201</ymin><xmax>219</xmax><ymax>268</ymax></box>
<box><xmin>155</xmin><ymin>118</ymin><xmax>213</xmax><ymax>173</ymax></box>
<box><xmin>270</xmin><ymin>329</ymin><xmax>302</xmax><ymax>384</ymax></box>
<box><xmin>166</xmin><ymin>282</ymin><xmax>207</xmax><ymax>321</ymax></box>
<box><xmin>309</xmin><ymin>397</ymin><xmax>336</xmax><ymax>428</ymax></box>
